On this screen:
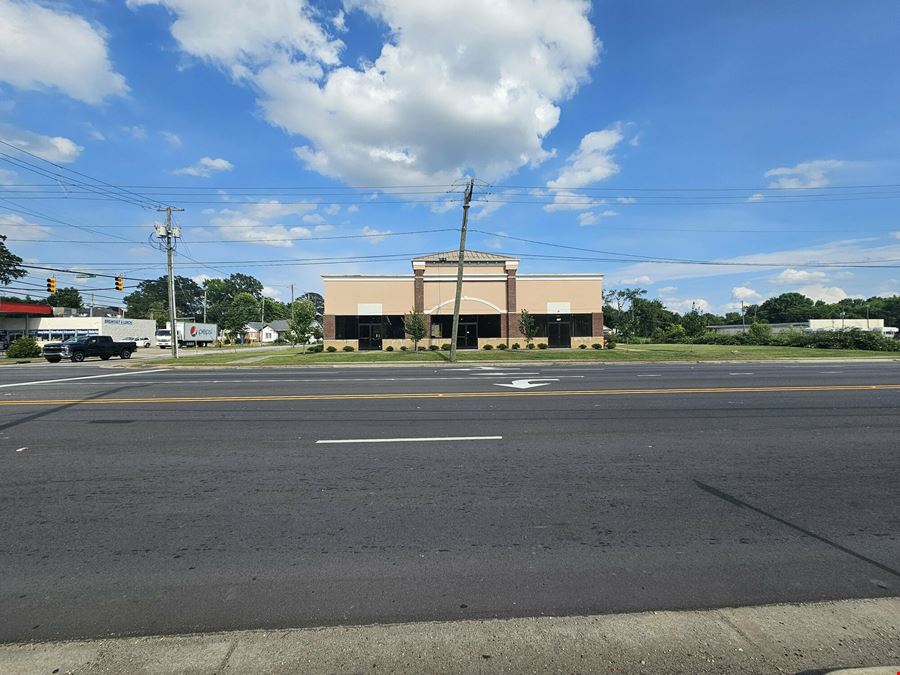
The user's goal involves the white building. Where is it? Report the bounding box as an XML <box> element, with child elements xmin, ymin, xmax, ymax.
<box><xmin>0</xmin><ymin>316</ymin><xmax>158</xmax><ymax>345</ymax></box>
<box><xmin>709</xmin><ymin>318</ymin><xmax>896</xmax><ymax>337</ymax></box>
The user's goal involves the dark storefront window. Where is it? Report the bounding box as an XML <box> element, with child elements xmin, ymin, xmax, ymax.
<box><xmin>531</xmin><ymin>314</ymin><xmax>592</xmax><ymax>339</ymax></box>
<box><xmin>335</xmin><ymin>315</ymin><xmax>407</xmax><ymax>342</ymax></box>
<box><xmin>430</xmin><ymin>315</ymin><xmax>501</xmax><ymax>340</ymax></box>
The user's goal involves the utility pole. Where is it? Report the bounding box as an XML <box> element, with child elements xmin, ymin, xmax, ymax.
<box><xmin>202</xmin><ymin>288</ymin><xmax>207</xmax><ymax>323</ymax></box>
<box><xmin>741</xmin><ymin>300</ymin><xmax>746</xmax><ymax>333</ymax></box>
<box><xmin>155</xmin><ymin>206</ymin><xmax>184</xmax><ymax>359</ymax></box>
<box><xmin>449</xmin><ymin>178</ymin><xmax>475</xmax><ymax>363</ymax></box>
<box><xmin>89</xmin><ymin>294</ymin><xmax>94</xmax><ymax>318</ymax></box>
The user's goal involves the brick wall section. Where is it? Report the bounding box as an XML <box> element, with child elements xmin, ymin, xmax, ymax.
<box><xmin>323</xmin><ymin>314</ymin><xmax>336</xmax><ymax>340</ymax></box>
<box><xmin>591</xmin><ymin>312</ymin><xmax>605</xmax><ymax>343</ymax></box>
<box><xmin>414</xmin><ymin>269</ymin><xmax>425</xmax><ymax>313</ymax></box>
<box><xmin>506</xmin><ymin>269</ymin><xmax>518</xmax><ymax>339</ymax></box>
<box><xmin>508</xmin><ymin>312</ymin><xmax>524</xmax><ymax>339</ymax></box>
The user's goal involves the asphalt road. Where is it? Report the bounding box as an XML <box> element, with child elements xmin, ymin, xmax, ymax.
<box><xmin>1</xmin><ymin>361</ymin><xmax>899</xmax><ymax>642</ymax></box>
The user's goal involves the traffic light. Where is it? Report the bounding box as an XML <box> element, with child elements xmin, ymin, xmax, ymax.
<box><xmin>115</xmin><ymin>276</ymin><xmax>124</xmax><ymax>291</ymax></box>
<box><xmin>46</xmin><ymin>277</ymin><xmax>57</xmax><ymax>293</ymax></box>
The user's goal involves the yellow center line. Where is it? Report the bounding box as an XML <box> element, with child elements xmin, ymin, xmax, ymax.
<box><xmin>0</xmin><ymin>384</ymin><xmax>899</xmax><ymax>407</ymax></box>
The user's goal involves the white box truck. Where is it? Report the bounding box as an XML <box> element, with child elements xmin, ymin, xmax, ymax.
<box><xmin>156</xmin><ymin>321</ymin><xmax>217</xmax><ymax>348</ymax></box>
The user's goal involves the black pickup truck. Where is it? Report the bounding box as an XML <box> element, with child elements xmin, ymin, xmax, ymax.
<box><xmin>43</xmin><ymin>335</ymin><xmax>137</xmax><ymax>363</ymax></box>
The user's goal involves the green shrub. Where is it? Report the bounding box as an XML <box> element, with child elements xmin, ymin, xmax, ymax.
<box><xmin>343</xmin><ymin>345</ymin><xmax>355</xmax><ymax>352</ymax></box>
<box><xmin>591</xmin><ymin>343</ymin><xmax>601</xmax><ymax>350</ymax></box>
<box><xmin>606</xmin><ymin>339</ymin><xmax>617</xmax><ymax>349</ymax></box>
<box><xmin>307</xmin><ymin>344</ymin><xmax>323</xmax><ymax>353</ymax></box>
<box><xmin>400</xmin><ymin>345</ymin><xmax>407</xmax><ymax>351</ymax></box>
<box><xmin>497</xmin><ymin>343</ymin><xmax>508</xmax><ymax>350</ymax></box>
<box><xmin>526</xmin><ymin>343</ymin><xmax>535</xmax><ymax>349</ymax></box>
<box><xmin>326</xmin><ymin>345</ymin><xmax>337</xmax><ymax>352</ymax></box>
<box><xmin>385</xmin><ymin>345</ymin><xmax>394</xmax><ymax>352</ymax></box>
<box><xmin>538</xmin><ymin>343</ymin><xmax>548</xmax><ymax>349</ymax></box>
<box><xmin>511</xmin><ymin>342</ymin><xmax>520</xmax><ymax>349</ymax></box>
<box><xmin>429</xmin><ymin>344</ymin><xmax>439</xmax><ymax>351</ymax></box>
<box><xmin>7</xmin><ymin>337</ymin><xmax>41</xmax><ymax>358</ymax></box>
<box><xmin>578</xmin><ymin>343</ymin><xmax>587</xmax><ymax>349</ymax></box>
<box><xmin>483</xmin><ymin>344</ymin><xmax>493</xmax><ymax>350</ymax></box>
<box><xmin>441</xmin><ymin>343</ymin><xmax>451</xmax><ymax>350</ymax></box>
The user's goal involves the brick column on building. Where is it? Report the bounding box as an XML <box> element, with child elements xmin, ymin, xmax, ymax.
<box><xmin>591</xmin><ymin>311</ymin><xmax>605</xmax><ymax>346</ymax></box>
<box><xmin>413</xmin><ymin>266</ymin><xmax>425</xmax><ymax>313</ymax></box>
<box><xmin>323</xmin><ymin>314</ymin><xmax>336</xmax><ymax>340</ymax></box>
<box><xmin>506</xmin><ymin>261</ymin><xmax>522</xmax><ymax>341</ymax></box>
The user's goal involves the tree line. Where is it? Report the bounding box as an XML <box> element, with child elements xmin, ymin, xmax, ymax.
<box><xmin>603</xmin><ymin>288</ymin><xmax>900</xmax><ymax>341</ymax></box>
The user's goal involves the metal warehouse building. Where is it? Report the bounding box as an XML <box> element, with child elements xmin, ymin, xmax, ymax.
<box><xmin>322</xmin><ymin>250</ymin><xmax>605</xmax><ymax>350</ymax></box>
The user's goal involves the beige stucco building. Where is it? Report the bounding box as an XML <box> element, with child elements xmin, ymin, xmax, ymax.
<box><xmin>323</xmin><ymin>251</ymin><xmax>605</xmax><ymax>350</ymax></box>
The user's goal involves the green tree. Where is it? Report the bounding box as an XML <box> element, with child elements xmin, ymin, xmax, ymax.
<box><xmin>403</xmin><ymin>309</ymin><xmax>427</xmax><ymax>351</ymax></box>
<box><xmin>47</xmin><ymin>286</ymin><xmax>83</xmax><ymax>309</ymax></box>
<box><xmin>0</xmin><ymin>235</ymin><xmax>26</xmax><ymax>286</ymax></box>
<box><xmin>222</xmin><ymin>292</ymin><xmax>260</xmax><ymax>342</ymax></box>
<box><xmin>261</xmin><ymin>297</ymin><xmax>290</xmax><ymax>321</ymax></box>
<box><xmin>124</xmin><ymin>275</ymin><xmax>204</xmax><ymax>326</ymax></box>
<box><xmin>288</xmin><ymin>299</ymin><xmax>317</xmax><ymax>346</ymax></box>
<box><xmin>6</xmin><ymin>336</ymin><xmax>42</xmax><ymax>358</ymax></box>
<box><xmin>202</xmin><ymin>274</ymin><xmax>265</xmax><ymax>324</ymax></box>
<box><xmin>681</xmin><ymin>306</ymin><xmax>707</xmax><ymax>337</ymax></box>
<box><xmin>518</xmin><ymin>309</ymin><xmax>538</xmax><ymax>345</ymax></box>
<box><xmin>747</xmin><ymin>322</ymin><xmax>773</xmax><ymax>344</ymax></box>
<box><xmin>757</xmin><ymin>292</ymin><xmax>816</xmax><ymax>323</ymax></box>
<box><xmin>298</xmin><ymin>291</ymin><xmax>324</xmax><ymax>318</ymax></box>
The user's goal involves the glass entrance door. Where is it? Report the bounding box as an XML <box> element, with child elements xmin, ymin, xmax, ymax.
<box><xmin>359</xmin><ymin>322</ymin><xmax>383</xmax><ymax>350</ymax></box>
<box><xmin>457</xmin><ymin>321</ymin><xmax>478</xmax><ymax>349</ymax></box>
<box><xmin>548</xmin><ymin>321</ymin><xmax>571</xmax><ymax>348</ymax></box>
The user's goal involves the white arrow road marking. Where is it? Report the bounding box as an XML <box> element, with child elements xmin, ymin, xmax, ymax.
<box><xmin>495</xmin><ymin>378</ymin><xmax>559</xmax><ymax>390</ymax></box>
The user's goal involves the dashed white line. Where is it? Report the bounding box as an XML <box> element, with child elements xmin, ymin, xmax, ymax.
<box><xmin>636</xmin><ymin>374</ymin><xmax>661</xmax><ymax>377</ymax></box>
<box><xmin>316</xmin><ymin>435</ymin><xmax>503</xmax><ymax>444</ymax></box>
<box><xmin>0</xmin><ymin>369</ymin><xmax>172</xmax><ymax>389</ymax></box>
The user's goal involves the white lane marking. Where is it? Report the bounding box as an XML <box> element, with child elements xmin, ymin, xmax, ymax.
<box><xmin>636</xmin><ymin>374</ymin><xmax>661</xmax><ymax>377</ymax></box>
<box><xmin>495</xmin><ymin>378</ymin><xmax>559</xmax><ymax>390</ymax></box>
<box><xmin>0</xmin><ymin>369</ymin><xmax>172</xmax><ymax>389</ymax></box>
<box><xmin>316</xmin><ymin>435</ymin><xmax>503</xmax><ymax>444</ymax></box>
<box><xmin>819</xmin><ymin>371</ymin><xmax>842</xmax><ymax>374</ymax></box>
<box><xmin>729</xmin><ymin>372</ymin><xmax>754</xmax><ymax>375</ymax></box>
<box><xmin>15</xmin><ymin>375</ymin><xmax>586</xmax><ymax>386</ymax></box>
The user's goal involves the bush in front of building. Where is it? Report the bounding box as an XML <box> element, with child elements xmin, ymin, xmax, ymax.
<box><xmin>400</xmin><ymin>345</ymin><xmax>408</xmax><ymax>351</ymax></box>
<box><xmin>441</xmin><ymin>343</ymin><xmax>451</xmax><ymax>350</ymax></box>
<box><xmin>429</xmin><ymin>344</ymin><xmax>439</xmax><ymax>351</ymax></box>
<box><xmin>578</xmin><ymin>344</ymin><xmax>587</xmax><ymax>349</ymax></box>
<box><xmin>307</xmin><ymin>344</ymin><xmax>323</xmax><ymax>353</ymax></box>
<box><xmin>497</xmin><ymin>343</ymin><xmax>507</xmax><ymax>350</ymax></box>
<box><xmin>6</xmin><ymin>337</ymin><xmax>41</xmax><ymax>358</ymax></box>
<box><xmin>326</xmin><ymin>345</ymin><xmax>337</xmax><ymax>352</ymax></box>
<box><xmin>537</xmin><ymin>343</ymin><xmax>548</xmax><ymax>349</ymax></box>
<box><xmin>591</xmin><ymin>343</ymin><xmax>601</xmax><ymax>349</ymax></box>
<box><xmin>385</xmin><ymin>345</ymin><xmax>394</xmax><ymax>351</ymax></box>
<box><xmin>511</xmin><ymin>343</ymin><xmax>520</xmax><ymax>349</ymax></box>
<box><xmin>342</xmin><ymin>345</ymin><xmax>355</xmax><ymax>352</ymax></box>
<box><xmin>483</xmin><ymin>344</ymin><xmax>493</xmax><ymax>350</ymax></box>
<box><xmin>606</xmin><ymin>338</ymin><xmax>617</xmax><ymax>349</ymax></box>
<box><xmin>526</xmin><ymin>343</ymin><xmax>535</xmax><ymax>349</ymax></box>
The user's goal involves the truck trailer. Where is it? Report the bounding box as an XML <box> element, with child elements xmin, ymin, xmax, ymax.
<box><xmin>156</xmin><ymin>321</ymin><xmax>217</xmax><ymax>348</ymax></box>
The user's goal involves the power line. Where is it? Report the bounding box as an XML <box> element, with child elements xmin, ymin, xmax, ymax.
<box><xmin>0</xmin><ymin>139</ymin><xmax>168</xmax><ymax>210</ymax></box>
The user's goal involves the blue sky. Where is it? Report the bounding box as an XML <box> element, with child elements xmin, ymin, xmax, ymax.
<box><xmin>1</xmin><ymin>0</ymin><xmax>899</xmax><ymax>313</ymax></box>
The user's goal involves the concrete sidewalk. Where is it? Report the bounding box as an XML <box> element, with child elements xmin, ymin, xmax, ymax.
<box><xmin>2</xmin><ymin>598</ymin><xmax>897</xmax><ymax>674</ymax></box>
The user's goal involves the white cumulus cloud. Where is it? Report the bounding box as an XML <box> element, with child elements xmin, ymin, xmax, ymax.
<box><xmin>0</xmin><ymin>0</ymin><xmax>127</xmax><ymax>103</ymax></box>
<box><xmin>130</xmin><ymin>0</ymin><xmax>599</xmax><ymax>185</ymax></box>
<box><xmin>747</xmin><ymin>193</ymin><xmax>765</xmax><ymax>202</ymax></box>
<box><xmin>765</xmin><ymin>159</ymin><xmax>844</xmax><ymax>189</ymax></box>
<box><xmin>175</xmin><ymin>156</ymin><xmax>234</xmax><ymax>177</ymax></box>
<box><xmin>620</xmin><ymin>275</ymin><xmax>651</xmax><ymax>285</ymax></box>
<box><xmin>161</xmin><ymin>131</ymin><xmax>182</xmax><ymax>148</ymax></box>
<box><xmin>209</xmin><ymin>200</ymin><xmax>317</xmax><ymax>247</ymax></box>
<box><xmin>362</xmin><ymin>225</ymin><xmax>391</xmax><ymax>244</ymax></box>
<box><xmin>665</xmin><ymin>298</ymin><xmax>711</xmax><ymax>314</ymax></box>
<box><xmin>770</xmin><ymin>268</ymin><xmax>827</xmax><ymax>284</ymax></box>
<box><xmin>548</xmin><ymin>125</ymin><xmax>623</xmax><ymax>190</ymax></box>
<box><xmin>731</xmin><ymin>286</ymin><xmax>761</xmax><ymax>301</ymax></box>
<box><xmin>0</xmin><ymin>212</ymin><xmax>52</xmax><ymax>239</ymax></box>
<box><xmin>797</xmin><ymin>284</ymin><xmax>850</xmax><ymax>303</ymax></box>
<box><xmin>0</xmin><ymin>124</ymin><xmax>83</xmax><ymax>163</ymax></box>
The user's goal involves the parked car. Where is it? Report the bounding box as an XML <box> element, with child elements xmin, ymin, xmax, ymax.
<box><xmin>124</xmin><ymin>335</ymin><xmax>152</xmax><ymax>348</ymax></box>
<box><xmin>43</xmin><ymin>335</ymin><xmax>137</xmax><ymax>363</ymax></box>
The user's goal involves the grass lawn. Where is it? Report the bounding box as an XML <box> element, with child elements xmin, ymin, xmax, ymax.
<box><xmin>154</xmin><ymin>343</ymin><xmax>900</xmax><ymax>366</ymax></box>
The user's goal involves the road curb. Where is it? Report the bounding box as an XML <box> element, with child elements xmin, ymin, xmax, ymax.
<box><xmin>1</xmin><ymin>597</ymin><xmax>897</xmax><ymax>674</ymax></box>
